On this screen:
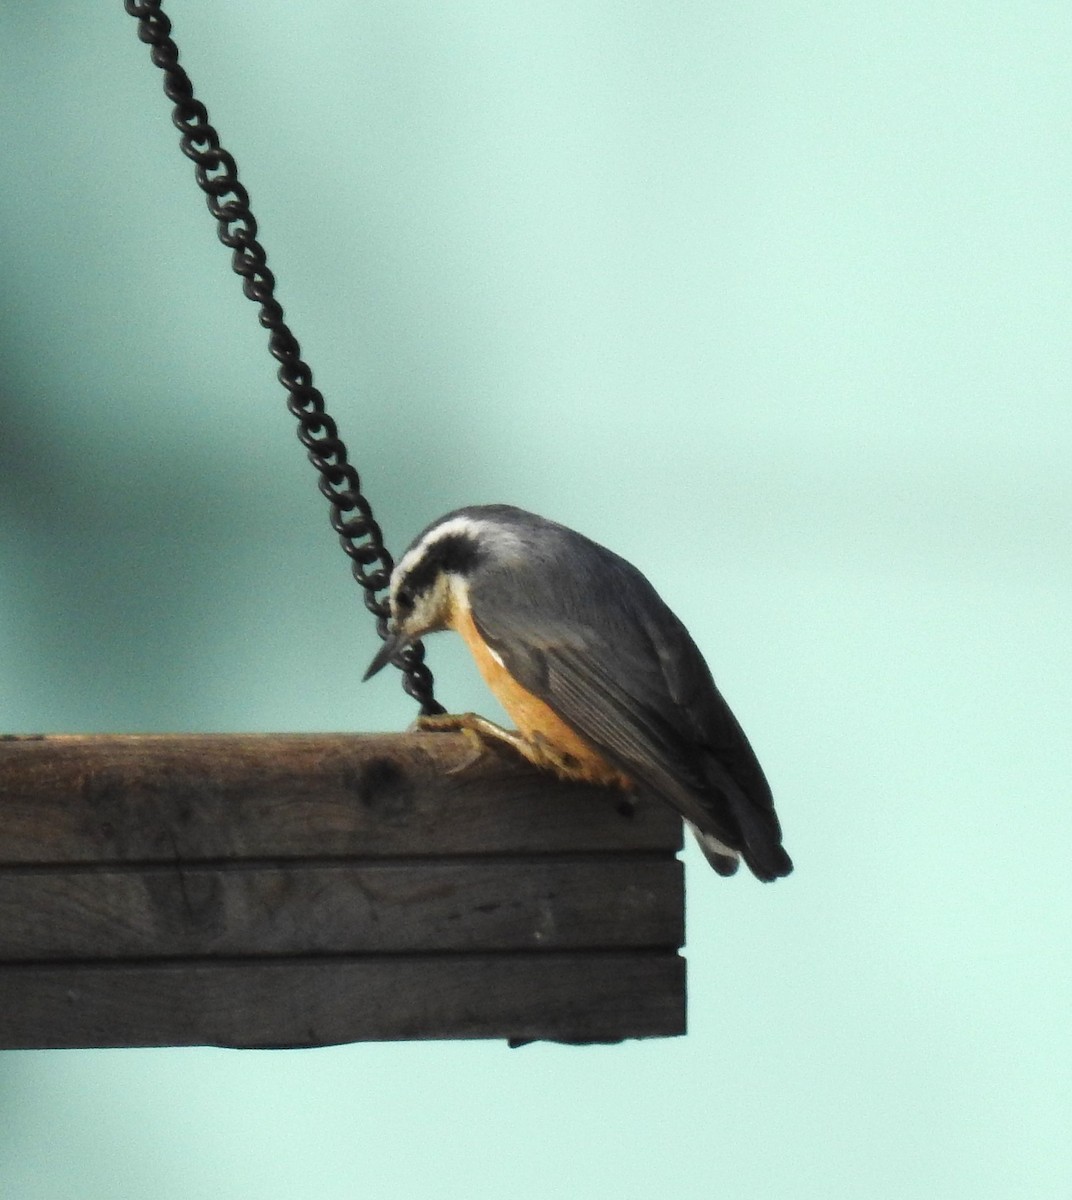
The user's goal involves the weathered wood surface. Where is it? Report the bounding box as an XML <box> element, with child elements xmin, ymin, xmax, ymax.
<box><xmin>0</xmin><ymin>859</ymin><xmax>682</xmax><ymax>959</ymax></box>
<box><xmin>0</xmin><ymin>733</ymin><xmax>680</xmax><ymax>862</ymax></box>
<box><xmin>0</xmin><ymin>953</ymin><xmax>685</xmax><ymax>1050</ymax></box>
<box><xmin>0</xmin><ymin>734</ymin><xmax>686</xmax><ymax>1048</ymax></box>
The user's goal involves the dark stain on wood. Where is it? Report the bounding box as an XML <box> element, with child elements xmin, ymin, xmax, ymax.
<box><xmin>347</xmin><ymin>756</ymin><xmax>414</xmax><ymax>822</ymax></box>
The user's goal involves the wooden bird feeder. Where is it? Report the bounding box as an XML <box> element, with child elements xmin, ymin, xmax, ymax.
<box><xmin>0</xmin><ymin>733</ymin><xmax>685</xmax><ymax>1048</ymax></box>
<box><xmin>0</xmin><ymin>3</ymin><xmax>687</xmax><ymax>1050</ymax></box>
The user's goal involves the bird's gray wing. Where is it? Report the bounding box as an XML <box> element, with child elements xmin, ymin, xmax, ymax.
<box><xmin>467</xmin><ymin>557</ymin><xmax>786</xmax><ymax>875</ymax></box>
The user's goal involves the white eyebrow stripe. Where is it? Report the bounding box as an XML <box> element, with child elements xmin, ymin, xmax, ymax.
<box><xmin>393</xmin><ymin>518</ymin><xmax>486</xmax><ymax>592</ymax></box>
<box><xmin>392</xmin><ymin>515</ymin><xmax>522</xmax><ymax>597</ymax></box>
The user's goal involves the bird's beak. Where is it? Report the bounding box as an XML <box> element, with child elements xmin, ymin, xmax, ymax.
<box><xmin>363</xmin><ymin>629</ymin><xmax>406</xmax><ymax>682</ymax></box>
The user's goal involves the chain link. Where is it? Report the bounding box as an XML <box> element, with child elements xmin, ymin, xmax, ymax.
<box><xmin>123</xmin><ymin>0</ymin><xmax>443</xmax><ymax>716</ymax></box>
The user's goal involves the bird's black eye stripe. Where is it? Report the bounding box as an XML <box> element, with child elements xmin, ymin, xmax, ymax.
<box><xmin>395</xmin><ymin>587</ymin><xmax>414</xmax><ymax>613</ymax></box>
<box><xmin>402</xmin><ymin>533</ymin><xmax>483</xmax><ymax>600</ymax></box>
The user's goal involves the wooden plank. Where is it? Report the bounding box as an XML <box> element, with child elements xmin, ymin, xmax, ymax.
<box><xmin>0</xmin><ymin>953</ymin><xmax>686</xmax><ymax>1048</ymax></box>
<box><xmin>0</xmin><ymin>859</ymin><xmax>683</xmax><ymax>959</ymax></box>
<box><xmin>0</xmin><ymin>733</ymin><xmax>686</xmax><ymax>1048</ymax></box>
<box><xmin>0</xmin><ymin>734</ymin><xmax>682</xmax><ymax>864</ymax></box>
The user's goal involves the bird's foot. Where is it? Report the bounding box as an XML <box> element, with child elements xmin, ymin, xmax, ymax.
<box><xmin>415</xmin><ymin>712</ymin><xmax>529</xmax><ymax>774</ymax></box>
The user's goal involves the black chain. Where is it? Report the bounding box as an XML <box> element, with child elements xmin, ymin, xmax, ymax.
<box><xmin>123</xmin><ymin>0</ymin><xmax>443</xmax><ymax>716</ymax></box>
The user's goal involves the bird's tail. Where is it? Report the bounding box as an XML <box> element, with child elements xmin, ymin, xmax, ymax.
<box><xmin>724</xmin><ymin>786</ymin><xmax>793</xmax><ymax>881</ymax></box>
<box><xmin>690</xmin><ymin>774</ymin><xmax>794</xmax><ymax>881</ymax></box>
<box><xmin>741</xmin><ymin>838</ymin><xmax>794</xmax><ymax>882</ymax></box>
<box><xmin>688</xmin><ymin>823</ymin><xmax>741</xmax><ymax>876</ymax></box>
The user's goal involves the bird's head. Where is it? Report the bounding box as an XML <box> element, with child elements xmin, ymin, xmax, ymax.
<box><xmin>362</xmin><ymin>506</ymin><xmax>526</xmax><ymax>680</ymax></box>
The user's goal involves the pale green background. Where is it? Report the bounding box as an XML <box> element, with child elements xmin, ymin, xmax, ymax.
<box><xmin>1</xmin><ymin>3</ymin><xmax>1069</xmax><ymax>1198</ymax></box>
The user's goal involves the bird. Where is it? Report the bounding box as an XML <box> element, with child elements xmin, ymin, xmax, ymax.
<box><xmin>364</xmin><ymin>505</ymin><xmax>792</xmax><ymax>880</ymax></box>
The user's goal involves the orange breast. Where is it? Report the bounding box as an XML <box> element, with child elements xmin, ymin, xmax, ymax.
<box><xmin>451</xmin><ymin>601</ymin><xmax>631</xmax><ymax>789</ymax></box>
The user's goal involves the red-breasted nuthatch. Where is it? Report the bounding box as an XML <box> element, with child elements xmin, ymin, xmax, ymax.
<box><xmin>364</xmin><ymin>505</ymin><xmax>792</xmax><ymax>880</ymax></box>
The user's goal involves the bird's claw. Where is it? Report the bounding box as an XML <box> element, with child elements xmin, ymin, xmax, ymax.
<box><xmin>412</xmin><ymin>713</ymin><xmax>488</xmax><ymax>773</ymax></box>
<box><xmin>445</xmin><ymin>727</ymin><xmax>488</xmax><ymax>774</ymax></box>
<box><xmin>414</xmin><ymin>713</ymin><xmax>465</xmax><ymax>733</ymax></box>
